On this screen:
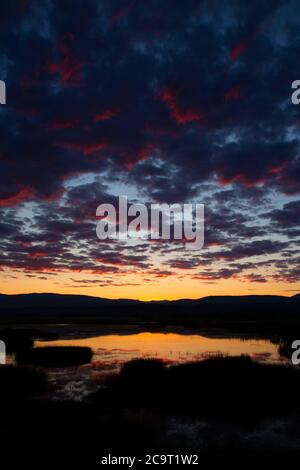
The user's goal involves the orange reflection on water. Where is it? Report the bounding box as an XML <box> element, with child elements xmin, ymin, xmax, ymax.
<box><xmin>36</xmin><ymin>332</ymin><xmax>279</xmax><ymax>364</ymax></box>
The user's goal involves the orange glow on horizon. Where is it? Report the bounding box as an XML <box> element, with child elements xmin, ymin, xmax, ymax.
<box><xmin>0</xmin><ymin>268</ymin><xmax>298</xmax><ymax>301</ymax></box>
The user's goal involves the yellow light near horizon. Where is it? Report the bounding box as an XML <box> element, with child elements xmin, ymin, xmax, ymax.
<box><xmin>0</xmin><ymin>268</ymin><xmax>298</xmax><ymax>301</ymax></box>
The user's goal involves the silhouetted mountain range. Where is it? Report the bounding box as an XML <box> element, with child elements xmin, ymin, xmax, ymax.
<box><xmin>0</xmin><ymin>292</ymin><xmax>300</xmax><ymax>325</ymax></box>
<box><xmin>0</xmin><ymin>292</ymin><xmax>299</xmax><ymax>308</ymax></box>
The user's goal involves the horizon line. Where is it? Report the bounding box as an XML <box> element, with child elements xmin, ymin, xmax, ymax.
<box><xmin>0</xmin><ymin>291</ymin><xmax>298</xmax><ymax>302</ymax></box>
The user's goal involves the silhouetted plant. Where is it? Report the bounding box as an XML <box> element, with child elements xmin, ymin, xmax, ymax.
<box><xmin>0</xmin><ymin>365</ymin><xmax>47</xmax><ymax>399</ymax></box>
<box><xmin>91</xmin><ymin>355</ymin><xmax>300</xmax><ymax>421</ymax></box>
<box><xmin>16</xmin><ymin>346</ymin><xmax>93</xmax><ymax>367</ymax></box>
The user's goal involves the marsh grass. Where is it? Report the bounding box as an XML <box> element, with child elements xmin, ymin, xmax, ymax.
<box><xmin>91</xmin><ymin>355</ymin><xmax>300</xmax><ymax>421</ymax></box>
<box><xmin>16</xmin><ymin>346</ymin><xmax>93</xmax><ymax>367</ymax></box>
<box><xmin>0</xmin><ymin>365</ymin><xmax>47</xmax><ymax>399</ymax></box>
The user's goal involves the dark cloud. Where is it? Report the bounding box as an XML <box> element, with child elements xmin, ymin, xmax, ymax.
<box><xmin>1</xmin><ymin>0</ymin><xmax>299</xmax><ymax>204</ymax></box>
<box><xmin>264</xmin><ymin>200</ymin><xmax>300</xmax><ymax>228</ymax></box>
<box><xmin>0</xmin><ymin>0</ymin><xmax>300</xmax><ymax>287</ymax></box>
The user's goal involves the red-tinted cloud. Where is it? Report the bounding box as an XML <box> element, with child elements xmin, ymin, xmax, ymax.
<box><xmin>0</xmin><ymin>188</ymin><xmax>32</xmax><ymax>207</ymax></box>
<box><xmin>48</xmin><ymin>33</ymin><xmax>85</xmax><ymax>86</ymax></box>
<box><xmin>224</xmin><ymin>85</ymin><xmax>242</xmax><ymax>101</ymax></box>
<box><xmin>158</xmin><ymin>87</ymin><xmax>204</xmax><ymax>125</ymax></box>
<box><xmin>94</xmin><ymin>108</ymin><xmax>120</xmax><ymax>122</ymax></box>
<box><xmin>111</xmin><ymin>0</ymin><xmax>136</xmax><ymax>22</ymax></box>
<box><xmin>48</xmin><ymin>57</ymin><xmax>85</xmax><ymax>86</ymax></box>
<box><xmin>58</xmin><ymin>139</ymin><xmax>109</xmax><ymax>156</ymax></box>
<box><xmin>230</xmin><ymin>16</ymin><xmax>273</xmax><ymax>62</ymax></box>
<box><xmin>49</xmin><ymin>119</ymin><xmax>78</xmax><ymax>130</ymax></box>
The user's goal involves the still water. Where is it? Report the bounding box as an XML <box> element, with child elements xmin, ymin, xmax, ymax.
<box><xmin>37</xmin><ymin>330</ymin><xmax>281</xmax><ymax>366</ymax></box>
<box><xmin>33</xmin><ymin>326</ymin><xmax>285</xmax><ymax>400</ymax></box>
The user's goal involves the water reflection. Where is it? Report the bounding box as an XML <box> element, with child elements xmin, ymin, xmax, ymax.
<box><xmin>37</xmin><ymin>331</ymin><xmax>281</xmax><ymax>365</ymax></box>
<box><xmin>34</xmin><ymin>329</ymin><xmax>284</xmax><ymax>401</ymax></box>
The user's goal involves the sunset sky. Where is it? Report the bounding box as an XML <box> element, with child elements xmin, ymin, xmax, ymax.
<box><xmin>1</xmin><ymin>0</ymin><xmax>300</xmax><ymax>300</ymax></box>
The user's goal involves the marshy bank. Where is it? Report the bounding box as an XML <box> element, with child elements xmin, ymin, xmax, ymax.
<box><xmin>16</xmin><ymin>346</ymin><xmax>93</xmax><ymax>367</ymax></box>
<box><xmin>1</xmin><ymin>355</ymin><xmax>300</xmax><ymax>453</ymax></box>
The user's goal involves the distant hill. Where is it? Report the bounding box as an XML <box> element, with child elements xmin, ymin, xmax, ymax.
<box><xmin>0</xmin><ymin>292</ymin><xmax>297</xmax><ymax>309</ymax></box>
<box><xmin>0</xmin><ymin>292</ymin><xmax>299</xmax><ymax>324</ymax></box>
<box><xmin>196</xmin><ymin>295</ymin><xmax>290</xmax><ymax>304</ymax></box>
<box><xmin>291</xmin><ymin>293</ymin><xmax>300</xmax><ymax>301</ymax></box>
<box><xmin>0</xmin><ymin>293</ymin><xmax>137</xmax><ymax>309</ymax></box>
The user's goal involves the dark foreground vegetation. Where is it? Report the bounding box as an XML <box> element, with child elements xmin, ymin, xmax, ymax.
<box><xmin>91</xmin><ymin>356</ymin><xmax>300</xmax><ymax>420</ymax></box>
<box><xmin>0</xmin><ymin>365</ymin><xmax>47</xmax><ymax>399</ymax></box>
<box><xmin>0</xmin><ymin>327</ymin><xmax>93</xmax><ymax>367</ymax></box>
<box><xmin>1</xmin><ymin>355</ymin><xmax>300</xmax><ymax>457</ymax></box>
<box><xmin>0</xmin><ymin>328</ymin><xmax>58</xmax><ymax>354</ymax></box>
<box><xmin>16</xmin><ymin>346</ymin><xmax>93</xmax><ymax>367</ymax></box>
<box><xmin>1</xmin><ymin>296</ymin><xmax>300</xmax><ymax>458</ymax></box>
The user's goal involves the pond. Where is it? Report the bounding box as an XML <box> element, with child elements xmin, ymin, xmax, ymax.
<box><xmin>33</xmin><ymin>325</ymin><xmax>285</xmax><ymax>400</ymax></box>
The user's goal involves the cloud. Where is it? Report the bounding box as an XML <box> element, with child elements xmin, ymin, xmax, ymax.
<box><xmin>0</xmin><ymin>0</ymin><xmax>300</xmax><ymax>288</ymax></box>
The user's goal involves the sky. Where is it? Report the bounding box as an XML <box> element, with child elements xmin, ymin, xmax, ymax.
<box><xmin>0</xmin><ymin>0</ymin><xmax>300</xmax><ymax>300</ymax></box>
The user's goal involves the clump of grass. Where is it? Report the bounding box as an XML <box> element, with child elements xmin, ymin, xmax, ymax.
<box><xmin>121</xmin><ymin>358</ymin><xmax>165</xmax><ymax>382</ymax></box>
<box><xmin>90</xmin><ymin>355</ymin><xmax>300</xmax><ymax>421</ymax></box>
<box><xmin>0</xmin><ymin>328</ymin><xmax>58</xmax><ymax>355</ymax></box>
<box><xmin>16</xmin><ymin>346</ymin><xmax>93</xmax><ymax>367</ymax></box>
<box><xmin>0</xmin><ymin>328</ymin><xmax>58</xmax><ymax>341</ymax></box>
<box><xmin>0</xmin><ymin>330</ymin><xmax>33</xmax><ymax>354</ymax></box>
<box><xmin>0</xmin><ymin>365</ymin><xmax>47</xmax><ymax>400</ymax></box>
